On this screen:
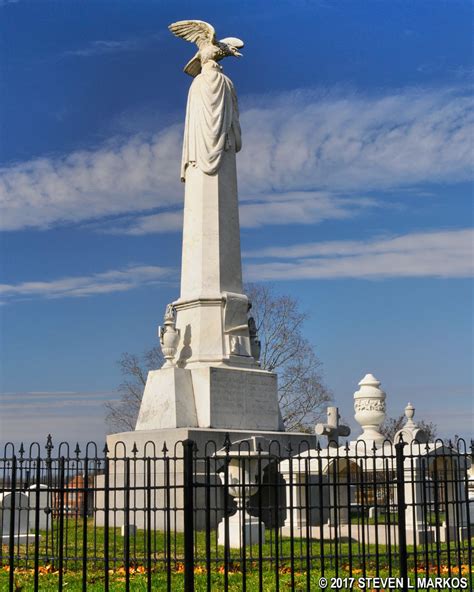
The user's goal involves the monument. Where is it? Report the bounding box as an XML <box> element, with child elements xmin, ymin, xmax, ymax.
<box><xmin>106</xmin><ymin>19</ymin><xmax>315</xmax><ymax>457</ymax></box>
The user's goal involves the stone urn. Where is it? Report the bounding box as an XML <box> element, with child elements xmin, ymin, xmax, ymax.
<box><xmin>215</xmin><ymin>437</ymin><xmax>271</xmax><ymax>549</ymax></box>
<box><xmin>393</xmin><ymin>403</ymin><xmax>429</xmax><ymax>444</ymax></box>
<box><xmin>159</xmin><ymin>304</ymin><xmax>180</xmax><ymax>367</ymax></box>
<box><xmin>353</xmin><ymin>373</ymin><xmax>386</xmax><ymax>445</ymax></box>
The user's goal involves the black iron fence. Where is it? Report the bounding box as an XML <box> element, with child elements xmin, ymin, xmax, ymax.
<box><xmin>0</xmin><ymin>435</ymin><xmax>472</xmax><ymax>591</ymax></box>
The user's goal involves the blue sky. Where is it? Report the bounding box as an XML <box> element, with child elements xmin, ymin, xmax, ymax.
<box><xmin>0</xmin><ymin>0</ymin><xmax>472</xmax><ymax>446</ymax></box>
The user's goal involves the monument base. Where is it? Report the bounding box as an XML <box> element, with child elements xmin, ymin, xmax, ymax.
<box><xmin>95</xmin><ymin>427</ymin><xmax>316</xmax><ymax>532</ymax></box>
<box><xmin>106</xmin><ymin>426</ymin><xmax>316</xmax><ymax>457</ymax></box>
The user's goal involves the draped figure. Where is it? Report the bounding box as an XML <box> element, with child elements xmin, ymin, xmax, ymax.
<box><xmin>181</xmin><ymin>61</ymin><xmax>242</xmax><ymax>182</ymax></box>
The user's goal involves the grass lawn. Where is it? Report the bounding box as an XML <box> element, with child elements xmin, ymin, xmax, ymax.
<box><xmin>1</xmin><ymin>519</ymin><xmax>472</xmax><ymax>590</ymax></box>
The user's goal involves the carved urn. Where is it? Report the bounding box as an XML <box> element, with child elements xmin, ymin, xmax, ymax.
<box><xmin>215</xmin><ymin>437</ymin><xmax>271</xmax><ymax>549</ymax></box>
<box><xmin>159</xmin><ymin>304</ymin><xmax>180</xmax><ymax>367</ymax></box>
<box><xmin>353</xmin><ymin>373</ymin><xmax>386</xmax><ymax>445</ymax></box>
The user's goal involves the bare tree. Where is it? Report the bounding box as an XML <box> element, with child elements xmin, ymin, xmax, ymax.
<box><xmin>106</xmin><ymin>284</ymin><xmax>331</xmax><ymax>433</ymax></box>
<box><xmin>246</xmin><ymin>284</ymin><xmax>331</xmax><ymax>432</ymax></box>
<box><xmin>379</xmin><ymin>415</ymin><xmax>438</xmax><ymax>442</ymax></box>
<box><xmin>105</xmin><ymin>348</ymin><xmax>163</xmax><ymax>432</ymax></box>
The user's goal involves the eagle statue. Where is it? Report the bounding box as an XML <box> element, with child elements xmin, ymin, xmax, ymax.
<box><xmin>168</xmin><ymin>20</ymin><xmax>244</xmax><ymax>77</ymax></box>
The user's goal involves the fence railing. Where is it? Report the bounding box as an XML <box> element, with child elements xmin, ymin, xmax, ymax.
<box><xmin>0</xmin><ymin>436</ymin><xmax>472</xmax><ymax>591</ymax></box>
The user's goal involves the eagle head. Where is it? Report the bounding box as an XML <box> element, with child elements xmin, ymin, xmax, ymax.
<box><xmin>220</xmin><ymin>37</ymin><xmax>244</xmax><ymax>58</ymax></box>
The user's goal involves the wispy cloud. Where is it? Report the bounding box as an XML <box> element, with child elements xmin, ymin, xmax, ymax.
<box><xmin>0</xmin><ymin>87</ymin><xmax>471</xmax><ymax>232</ymax></box>
<box><xmin>238</xmin><ymin>87</ymin><xmax>473</xmax><ymax>195</ymax></box>
<box><xmin>0</xmin><ymin>129</ymin><xmax>182</xmax><ymax>231</ymax></box>
<box><xmin>64</xmin><ymin>34</ymin><xmax>164</xmax><ymax>58</ymax></box>
<box><xmin>102</xmin><ymin>210</ymin><xmax>184</xmax><ymax>235</ymax></box>
<box><xmin>239</xmin><ymin>193</ymin><xmax>376</xmax><ymax>228</ymax></box>
<box><xmin>1</xmin><ymin>229</ymin><xmax>470</xmax><ymax>305</ymax></box>
<box><xmin>0</xmin><ymin>391</ymin><xmax>114</xmax><ymax>445</ymax></box>
<box><xmin>0</xmin><ymin>265</ymin><xmax>173</xmax><ymax>303</ymax></box>
<box><xmin>244</xmin><ymin>228</ymin><xmax>474</xmax><ymax>280</ymax></box>
<box><xmin>104</xmin><ymin>193</ymin><xmax>377</xmax><ymax>235</ymax></box>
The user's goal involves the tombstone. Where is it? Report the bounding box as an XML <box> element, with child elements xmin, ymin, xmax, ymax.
<box><xmin>393</xmin><ymin>403</ymin><xmax>428</xmax><ymax>444</ymax></box>
<box><xmin>0</xmin><ymin>491</ymin><xmax>37</xmax><ymax>544</ymax></box>
<box><xmin>368</xmin><ymin>506</ymin><xmax>386</xmax><ymax>520</ymax></box>
<box><xmin>121</xmin><ymin>524</ymin><xmax>137</xmax><ymax>538</ymax></box>
<box><xmin>469</xmin><ymin>475</ymin><xmax>474</xmax><ymax>524</ymax></box>
<box><xmin>27</xmin><ymin>483</ymin><xmax>51</xmax><ymax>530</ymax></box>
<box><xmin>315</xmin><ymin>407</ymin><xmax>351</xmax><ymax>448</ymax></box>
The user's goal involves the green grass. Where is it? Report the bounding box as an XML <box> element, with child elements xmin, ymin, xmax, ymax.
<box><xmin>1</xmin><ymin>519</ymin><xmax>472</xmax><ymax>590</ymax></box>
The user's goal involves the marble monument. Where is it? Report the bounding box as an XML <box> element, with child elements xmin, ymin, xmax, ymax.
<box><xmin>134</xmin><ymin>20</ymin><xmax>295</xmax><ymax>439</ymax></box>
<box><xmin>105</xmin><ymin>19</ymin><xmax>314</xmax><ymax>466</ymax></box>
<box><xmin>97</xmin><ymin>22</ymin><xmax>314</xmax><ymax>532</ymax></box>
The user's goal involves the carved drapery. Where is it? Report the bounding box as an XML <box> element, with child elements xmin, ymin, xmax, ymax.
<box><xmin>181</xmin><ymin>61</ymin><xmax>241</xmax><ymax>181</ymax></box>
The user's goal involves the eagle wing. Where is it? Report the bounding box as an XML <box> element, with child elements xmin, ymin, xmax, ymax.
<box><xmin>168</xmin><ymin>20</ymin><xmax>216</xmax><ymax>49</ymax></box>
<box><xmin>183</xmin><ymin>53</ymin><xmax>203</xmax><ymax>78</ymax></box>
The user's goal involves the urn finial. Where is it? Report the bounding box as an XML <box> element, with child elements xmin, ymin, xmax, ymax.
<box><xmin>159</xmin><ymin>304</ymin><xmax>180</xmax><ymax>367</ymax></box>
<box><xmin>394</xmin><ymin>401</ymin><xmax>428</xmax><ymax>444</ymax></box>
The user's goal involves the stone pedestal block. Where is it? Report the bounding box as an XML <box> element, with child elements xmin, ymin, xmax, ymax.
<box><xmin>136</xmin><ymin>367</ymin><xmax>196</xmax><ymax>430</ymax></box>
<box><xmin>218</xmin><ymin>511</ymin><xmax>265</xmax><ymax>548</ymax></box>
<box><xmin>136</xmin><ymin>365</ymin><xmax>282</xmax><ymax>432</ymax></box>
<box><xmin>191</xmin><ymin>366</ymin><xmax>281</xmax><ymax>430</ymax></box>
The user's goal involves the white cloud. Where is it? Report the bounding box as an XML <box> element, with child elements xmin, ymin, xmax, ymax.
<box><xmin>103</xmin><ymin>210</ymin><xmax>184</xmax><ymax>235</ymax></box>
<box><xmin>238</xmin><ymin>87</ymin><xmax>473</xmax><ymax>195</ymax></box>
<box><xmin>66</xmin><ymin>40</ymin><xmax>136</xmax><ymax>57</ymax></box>
<box><xmin>104</xmin><ymin>192</ymin><xmax>377</xmax><ymax>235</ymax></box>
<box><xmin>244</xmin><ymin>228</ymin><xmax>474</xmax><ymax>280</ymax></box>
<box><xmin>0</xmin><ymin>264</ymin><xmax>173</xmax><ymax>302</ymax></box>
<box><xmin>64</xmin><ymin>33</ymin><xmax>165</xmax><ymax>58</ymax></box>
<box><xmin>2</xmin><ymin>229</ymin><xmax>470</xmax><ymax>305</ymax></box>
<box><xmin>0</xmin><ymin>391</ymin><xmax>113</xmax><ymax>445</ymax></box>
<box><xmin>239</xmin><ymin>193</ymin><xmax>375</xmax><ymax>228</ymax></box>
<box><xmin>0</xmin><ymin>128</ymin><xmax>183</xmax><ymax>231</ymax></box>
<box><xmin>0</xmin><ymin>87</ymin><xmax>471</xmax><ymax>232</ymax></box>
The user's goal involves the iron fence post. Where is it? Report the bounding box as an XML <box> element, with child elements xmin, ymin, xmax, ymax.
<box><xmin>395</xmin><ymin>440</ymin><xmax>408</xmax><ymax>592</ymax></box>
<box><xmin>8</xmin><ymin>455</ymin><xmax>16</xmax><ymax>592</ymax></box>
<box><xmin>183</xmin><ymin>439</ymin><xmax>195</xmax><ymax>592</ymax></box>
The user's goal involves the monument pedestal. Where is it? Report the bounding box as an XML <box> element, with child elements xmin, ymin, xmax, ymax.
<box><xmin>136</xmin><ymin>365</ymin><xmax>282</xmax><ymax>431</ymax></box>
<box><xmin>95</xmin><ymin>428</ymin><xmax>316</xmax><ymax>532</ymax></box>
<box><xmin>107</xmin><ymin>427</ymin><xmax>315</xmax><ymax>458</ymax></box>
<box><xmin>218</xmin><ymin>511</ymin><xmax>265</xmax><ymax>548</ymax></box>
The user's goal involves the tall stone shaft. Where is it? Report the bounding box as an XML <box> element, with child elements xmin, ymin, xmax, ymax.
<box><xmin>171</xmin><ymin>60</ymin><xmax>249</xmax><ymax>367</ymax></box>
<box><xmin>180</xmin><ymin>143</ymin><xmax>243</xmax><ymax>300</ymax></box>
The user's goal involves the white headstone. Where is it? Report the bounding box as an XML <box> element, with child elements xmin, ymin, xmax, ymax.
<box><xmin>121</xmin><ymin>524</ymin><xmax>137</xmax><ymax>537</ymax></box>
<box><xmin>0</xmin><ymin>491</ymin><xmax>36</xmax><ymax>544</ymax></box>
<box><xmin>27</xmin><ymin>483</ymin><xmax>50</xmax><ymax>530</ymax></box>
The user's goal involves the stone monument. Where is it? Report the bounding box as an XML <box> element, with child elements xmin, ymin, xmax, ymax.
<box><xmin>106</xmin><ymin>19</ymin><xmax>314</xmax><ymax>456</ymax></box>
<box><xmin>393</xmin><ymin>403</ymin><xmax>428</xmax><ymax>444</ymax></box>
